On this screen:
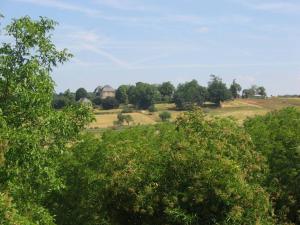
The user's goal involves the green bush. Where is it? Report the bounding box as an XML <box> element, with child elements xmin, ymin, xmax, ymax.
<box><xmin>244</xmin><ymin>107</ymin><xmax>300</xmax><ymax>225</ymax></box>
<box><xmin>92</xmin><ymin>96</ymin><xmax>102</xmax><ymax>106</ymax></box>
<box><xmin>102</xmin><ymin>97</ymin><xmax>119</xmax><ymax>110</ymax></box>
<box><xmin>115</xmin><ymin>113</ymin><xmax>133</xmax><ymax>126</ymax></box>
<box><xmin>52</xmin><ymin>95</ymin><xmax>71</xmax><ymax>109</ymax></box>
<box><xmin>159</xmin><ymin>111</ymin><xmax>171</xmax><ymax>121</ymax></box>
<box><xmin>148</xmin><ymin>105</ymin><xmax>157</xmax><ymax>112</ymax></box>
<box><xmin>53</xmin><ymin>110</ymin><xmax>273</xmax><ymax>225</ymax></box>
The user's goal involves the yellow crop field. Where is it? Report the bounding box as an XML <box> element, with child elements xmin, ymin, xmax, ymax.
<box><xmin>88</xmin><ymin>98</ymin><xmax>300</xmax><ymax>129</ymax></box>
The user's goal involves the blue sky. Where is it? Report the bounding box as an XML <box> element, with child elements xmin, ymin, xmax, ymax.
<box><xmin>1</xmin><ymin>0</ymin><xmax>300</xmax><ymax>95</ymax></box>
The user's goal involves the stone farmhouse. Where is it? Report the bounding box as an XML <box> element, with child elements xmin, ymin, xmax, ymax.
<box><xmin>94</xmin><ymin>85</ymin><xmax>116</xmax><ymax>99</ymax></box>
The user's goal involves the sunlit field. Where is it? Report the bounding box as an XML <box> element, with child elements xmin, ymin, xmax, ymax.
<box><xmin>88</xmin><ymin>97</ymin><xmax>300</xmax><ymax>129</ymax></box>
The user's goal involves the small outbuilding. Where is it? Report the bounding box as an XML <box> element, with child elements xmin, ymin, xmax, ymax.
<box><xmin>251</xmin><ymin>95</ymin><xmax>267</xmax><ymax>99</ymax></box>
<box><xmin>78</xmin><ymin>97</ymin><xmax>92</xmax><ymax>107</ymax></box>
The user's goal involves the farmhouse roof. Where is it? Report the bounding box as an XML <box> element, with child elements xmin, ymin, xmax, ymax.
<box><xmin>102</xmin><ymin>85</ymin><xmax>115</xmax><ymax>92</ymax></box>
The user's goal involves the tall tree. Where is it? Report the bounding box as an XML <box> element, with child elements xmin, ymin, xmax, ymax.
<box><xmin>158</xmin><ymin>81</ymin><xmax>175</xmax><ymax>102</ymax></box>
<box><xmin>230</xmin><ymin>79</ymin><xmax>242</xmax><ymax>99</ymax></box>
<box><xmin>75</xmin><ymin>87</ymin><xmax>88</xmax><ymax>101</ymax></box>
<box><xmin>128</xmin><ymin>82</ymin><xmax>158</xmax><ymax>109</ymax></box>
<box><xmin>0</xmin><ymin>16</ymin><xmax>93</xmax><ymax>224</ymax></box>
<box><xmin>257</xmin><ymin>86</ymin><xmax>267</xmax><ymax>97</ymax></box>
<box><xmin>242</xmin><ymin>85</ymin><xmax>267</xmax><ymax>98</ymax></box>
<box><xmin>63</xmin><ymin>89</ymin><xmax>75</xmax><ymax>103</ymax></box>
<box><xmin>207</xmin><ymin>75</ymin><xmax>232</xmax><ymax>106</ymax></box>
<box><xmin>173</xmin><ymin>80</ymin><xmax>207</xmax><ymax>109</ymax></box>
<box><xmin>116</xmin><ymin>85</ymin><xmax>130</xmax><ymax>104</ymax></box>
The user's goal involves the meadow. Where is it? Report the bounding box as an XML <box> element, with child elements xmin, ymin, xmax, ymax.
<box><xmin>88</xmin><ymin>97</ymin><xmax>300</xmax><ymax>130</ymax></box>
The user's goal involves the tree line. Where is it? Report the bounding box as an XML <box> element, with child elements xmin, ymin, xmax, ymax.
<box><xmin>53</xmin><ymin>77</ymin><xmax>267</xmax><ymax>110</ymax></box>
<box><xmin>1</xmin><ymin>16</ymin><xmax>298</xmax><ymax>225</ymax></box>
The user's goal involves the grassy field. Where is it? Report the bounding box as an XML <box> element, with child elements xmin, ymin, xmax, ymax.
<box><xmin>88</xmin><ymin>97</ymin><xmax>300</xmax><ymax>129</ymax></box>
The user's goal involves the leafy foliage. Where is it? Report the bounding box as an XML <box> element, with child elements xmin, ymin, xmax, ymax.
<box><xmin>75</xmin><ymin>87</ymin><xmax>88</xmax><ymax>101</ymax></box>
<box><xmin>102</xmin><ymin>97</ymin><xmax>120</xmax><ymax>109</ymax></box>
<box><xmin>92</xmin><ymin>96</ymin><xmax>102</xmax><ymax>106</ymax></box>
<box><xmin>1</xmin><ymin>15</ymin><xmax>297</xmax><ymax>225</ymax></box>
<box><xmin>244</xmin><ymin>107</ymin><xmax>300</xmax><ymax>224</ymax></box>
<box><xmin>148</xmin><ymin>104</ymin><xmax>158</xmax><ymax>112</ymax></box>
<box><xmin>116</xmin><ymin>85</ymin><xmax>130</xmax><ymax>104</ymax></box>
<box><xmin>52</xmin><ymin>110</ymin><xmax>273</xmax><ymax>225</ymax></box>
<box><xmin>0</xmin><ymin>16</ymin><xmax>93</xmax><ymax>224</ymax></box>
<box><xmin>158</xmin><ymin>81</ymin><xmax>175</xmax><ymax>102</ymax></box>
<box><xmin>242</xmin><ymin>85</ymin><xmax>267</xmax><ymax>98</ymax></box>
<box><xmin>52</xmin><ymin>94</ymin><xmax>74</xmax><ymax>109</ymax></box>
<box><xmin>159</xmin><ymin>111</ymin><xmax>171</xmax><ymax>121</ymax></box>
<box><xmin>173</xmin><ymin>80</ymin><xmax>208</xmax><ymax>110</ymax></box>
<box><xmin>115</xmin><ymin>113</ymin><xmax>133</xmax><ymax>126</ymax></box>
<box><xmin>128</xmin><ymin>82</ymin><xmax>161</xmax><ymax>109</ymax></box>
<box><xmin>230</xmin><ymin>79</ymin><xmax>242</xmax><ymax>99</ymax></box>
<box><xmin>207</xmin><ymin>75</ymin><xmax>232</xmax><ymax>106</ymax></box>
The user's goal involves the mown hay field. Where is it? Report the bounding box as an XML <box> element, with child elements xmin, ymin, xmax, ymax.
<box><xmin>88</xmin><ymin>98</ymin><xmax>300</xmax><ymax>129</ymax></box>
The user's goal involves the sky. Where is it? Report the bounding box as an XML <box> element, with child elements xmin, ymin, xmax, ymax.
<box><xmin>1</xmin><ymin>0</ymin><xmax>300</xmax><ymax>95</ymax></box>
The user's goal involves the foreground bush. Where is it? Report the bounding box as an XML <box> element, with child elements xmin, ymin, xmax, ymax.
<box><xmin>244</xmin><ymin>107</ymin><xmax>300</xmax><ymax>225</ymax></box>
<box><xmin>52</xmin><ymin>110</ymin><xmax>273</xmax><ymax>225</ymax></box>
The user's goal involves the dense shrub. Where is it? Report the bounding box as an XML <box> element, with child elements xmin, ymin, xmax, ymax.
<box><xmin>159</xmin><ymin>111</ymin><xmax>171</xmax><ymax>121</ymax></box>
<box><xmin>92</xmin><ymin>96</ymin><xmax>102</xmax><ymax>106</ymax></box>
<box><xmin>46</xmin><ymin>135</ymin><xmax>101</xmax><ymax>225</ymax></box>
<box><xmin>244</xmin><ymin>107</ymin><xmax>300</xmax><ymax>224</ymax></box>
<box><xmin>148</xmin><ymin>105</ymin><xmax>157</xmax><ymax>112</ymax></box>
<box><xmin>102</xmin><ymin>97</ymin><xmax>119</xmax><ymax>110</ymax></box>
<box><xmin>115</xmin><ymin>113</ymin><xmax>133</xmax><ymax>126</ymax></box>
<box><xmin>52</xmin><ymin>110</ymin><xmax>273</xmax><ymax>225</ymax></box>
<box><xmin>52</xmin><ymin>95</ymin><xmax>71</xmax><ymax>109</ymax></box>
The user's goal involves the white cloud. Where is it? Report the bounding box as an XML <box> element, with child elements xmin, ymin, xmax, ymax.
<box><xmin>55</xmin><ymin>26</ymin><xmax>173</xmax><ymax>69</ymax></box>
<box><xmin>54</xmin><ymin>25</ymin><xmax>130</xmax><ymax>67</ymax></box>
<box><xmin>81</xmin><ymin>44</ymin><xmax>131</xmax><ymax>68</ymax></box>
<box><xmin>67</xmin><ymin>30</ymin><xmax>108</xmax><ymax>45</ymax></box>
